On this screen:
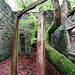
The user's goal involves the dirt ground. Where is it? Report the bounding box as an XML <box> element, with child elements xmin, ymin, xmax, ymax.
<box><xmin>0</xmin><ymin>48</ymin><xmax>69</xmax><ymax>75</ymax></box>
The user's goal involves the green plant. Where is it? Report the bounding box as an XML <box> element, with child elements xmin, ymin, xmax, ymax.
<box><xmin>70</xmin><ymin>0</ymin><xmax>75</xmax><ymax>7</ymax></box>
<box><xmin>19</xmin><ymin>14</ymin><xmax>37</xmax><ymax>34</ymax></box>
<box><xmin>15</xmin><ymin>0</ymin><xmax>53</xmax><ymax>11</ymax></box>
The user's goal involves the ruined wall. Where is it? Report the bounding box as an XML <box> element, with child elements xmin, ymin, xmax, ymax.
<box><xmin>51</xmin><ymin>26</ymin><xmax>68</xmax><ymax>55</ymax></box>
<box><xmin>18</xmin><ymin>10</ymin><xmax>54</xmax><ymax>55</ymax></box>
<box><xmin>65</xmin><ymin>11</ymin><xmax>75</xmax><ymax>60</ymax></box>
<box><xmin>19</xmin><ymin>13</ymin><xmax>32</xmax><ymax>55</ymax></box>
<box><xmin>51</xmin><ymin>0</ymin><xmax>75</xmax><ymax>60</ymax></box>
<box><xmin>47</xmin><ymin>1</ymin><xmax>69</xmax><ymax>55</ymax></box>
<box><xmin>0</xmin><ymin>0</ymin><xmax>13</xmax><ymax>61</ymax></box>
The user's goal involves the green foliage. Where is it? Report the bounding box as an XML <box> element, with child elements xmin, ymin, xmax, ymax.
<box><xmin>35</xmin><ymin>0</ymin><xmax>53</xmax><ymax>11</ymax></box>
<box><xmin>15</xmin><ymin>0</ymin><xmax>53</xmax><ymax>11</ymax></box>
<box><xmin>14</xmin><ymin>0</ymin><xmax>53</xmax><ymax>35</ymax></box>
<box><xmin>15</xmin><ymin>0</ymin><xmax>37</xmax><ymax>11</ymax></box>
<box><xmin>19</xmin><ymin>14</ymin><xmax>50</xmax><ymax>36</ymax></box>
<box><xmin>55</xmin><ymin>25</ymin><xmax>66</xmax><ymax>32</ymax></box>
<box><xmin>27</xmin><ymin>0</ymin><xmax>37</xmax><ymax>4</ymax></box>
<box><xmin>45</xmin><ymin>21</ymin><xmax>50</xmax><ymax>29</ymax></box>
<box><xmin>19</xmin><ymin>14</ymin><xmax>37</xmax><ymax>35</ymax></box>
<box><xmin>70</xmin><ymin>0</ymin><xmax>75</xmax><ymax>7</ymax></box>
<box><xmin>15</xmin><ymin>0</ymin><xmax>27</xmax><ymax>11</ymax></box>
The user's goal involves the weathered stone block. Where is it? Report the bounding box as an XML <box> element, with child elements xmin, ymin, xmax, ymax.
<box><xmin>0</xmin><ymin>0</ymin><xmax>13</xmax><ymax>62</ymax></box>
<box><xmin>51</xmin><ymin>26</ymin><xmax>68</xmax><ymax>55</ymax></box>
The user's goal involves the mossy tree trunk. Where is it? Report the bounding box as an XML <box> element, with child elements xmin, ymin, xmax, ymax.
<box><xmin>30</xmin><ymin>0</ymin><xmax>75</xmax><ymax>75</ymax></box>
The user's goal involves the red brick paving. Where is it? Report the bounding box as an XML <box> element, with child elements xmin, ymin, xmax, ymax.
<box><xmin>0</xmin><ymin>48</ymin><xmax>61</xmax><ymax>75</ymax></box>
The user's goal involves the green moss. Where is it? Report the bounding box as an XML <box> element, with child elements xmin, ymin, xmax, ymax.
<box><xmin>45</xmin><ymin>45</ymin><xmax>75</xmax><ymax>75</ymax></box>
<box><xmin>45</xmin><ymin>25</ymin><xmax>75</xmax><ymax>74</ymax></box>
<box><xmin>29</xmin><ymin>21</ymin><xmax>37</xmax><ymax>46</ymax></box>
<box><xmin>55</xmin><ymin>25</ymin><xmax>66</xmax><ymax>32</ymax></box>
<box><xmin>45</xmin><ymin>13</ymin><xmax>75</xmax><ymax>75</ymax></box>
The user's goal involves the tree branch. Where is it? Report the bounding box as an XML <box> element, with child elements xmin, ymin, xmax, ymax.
<box><xmin>17</xmin><ymin>0</ymin><xmax>47</xmax><ymax>17</ymax></box>
<box><xmin>62</xmin><ymin>12</ymin><xmax>75</xmax><ymax>25</ymax></box>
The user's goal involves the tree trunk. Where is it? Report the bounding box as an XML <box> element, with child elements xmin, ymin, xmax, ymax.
<box><xmin>11</xmin><ymin>15</ymin><xmax>19</xmax><ymax>75</ymax></box>
<box><xmin>36</xmin><ymin>7</ymin><xmax>45</xmax><ymax>75</ymax></box>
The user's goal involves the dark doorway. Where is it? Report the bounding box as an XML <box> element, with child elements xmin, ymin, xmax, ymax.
<box><xmin>20</xmin><ymin>34</ymin><xmax>25</xmax><ymax>51</ymax></box>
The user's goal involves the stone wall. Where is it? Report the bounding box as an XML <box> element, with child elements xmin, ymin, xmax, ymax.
<box><xmin>66</xmin><ymin>12</ymin><xmax>75</xmax><ymax>60</ymax></box>
<box><xmin>65</xmin><ymin>11</ymin><xmax>75</xmax><ymax>52</ymax></box>
<box><xmin>0</xmin><ymin>0</ymin><xmax>13</xmax><ymax>61</ymax></box>
<box><xmin>51</xmin><ymin>26</ymin><xmax>68</xmax><ymax>56</ymax></box>
<box><xmin>51</xmin><ymin>0</ymin><xmax>75</xmax><ymax>60</ymax></box>
<box><xmin>18</xmin><ymin>13</ymin><xmax>32</xmax><ymax>55</ymax></box>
